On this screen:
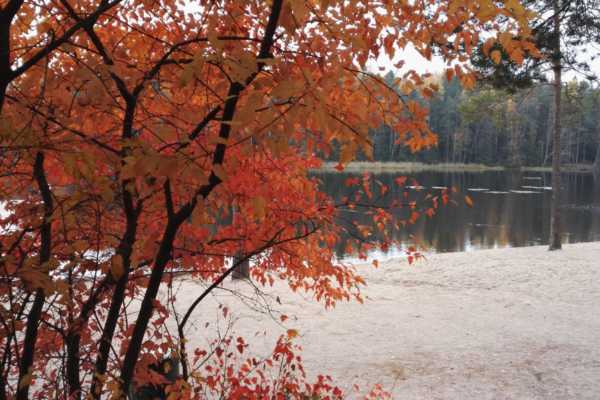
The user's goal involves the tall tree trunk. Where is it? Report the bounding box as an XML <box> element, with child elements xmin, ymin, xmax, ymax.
<box><xmin>544</xmin><ymin>100</ymin><xmax>554</xmax><ymax>165</ymax></box>
<box><xmin>549</xmin><ymin>0</ymin><xmax>562</xmax><ymax>251</ymax></box>
<box><xmin>593</xmin><ymin>137</ymin><xmax>600</xmax><ymax>176</ymax></box>
<box><xmin>575</xmin><ymin>130</ymin><xmax>580</xmax><ymax>164</ymax></box>
<box><xmin>508</xmin><ymin>98</ymin><xmax>521</xmax><ymax>167</ymax></box>
<box><xmin>592</xmin><ymin>91</ymin><xmax>600</xmax><ymax>174</ymax></box>
<box><xmin>88</xmin><ymin>194</ymin><xmax>138</xmax><ymax>399</ymax></box>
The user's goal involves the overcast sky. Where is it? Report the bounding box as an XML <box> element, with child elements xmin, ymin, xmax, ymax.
<box><xmin>369</xmin><ymin>44</ymin><xmax>600</xmax><ymax>83</ymax></box>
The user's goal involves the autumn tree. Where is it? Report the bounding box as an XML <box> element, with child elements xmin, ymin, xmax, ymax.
<box><xmin>0</xmin><ymin>0</ymin><xmax>534</xmax><ymax>398</ymax></box>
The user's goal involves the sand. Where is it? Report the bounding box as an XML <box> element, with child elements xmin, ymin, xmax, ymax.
<box><xmin>173</xmin><ymin>242</ymin><xmax>600</xmax><ymax>399</ymax></box>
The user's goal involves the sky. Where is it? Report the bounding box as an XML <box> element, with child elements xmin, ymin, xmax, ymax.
<box><xmin>370</xmin><ymin>44</ymin><xmax>600</xmax><ymax>83</ymax></box>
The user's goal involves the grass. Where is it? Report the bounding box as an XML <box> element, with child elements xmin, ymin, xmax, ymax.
<box><xmin>316</xmin><ymin>161</ymin><xmax>594</xmax><ymax>174</ymax></box>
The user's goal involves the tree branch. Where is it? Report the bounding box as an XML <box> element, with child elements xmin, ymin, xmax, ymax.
<box><xmin>117</xmin><ymin>1</ymin><xmax>285</xmax><ymax>395</ymax></box>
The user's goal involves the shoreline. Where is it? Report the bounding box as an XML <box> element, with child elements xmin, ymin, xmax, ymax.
<box><xmin>315</xmin><ymin>161</ymin><xmax>595</xmax><ymax>174</ymax></box>
<box><xmin>174</xmin><ymin>242</ymin><xmax>600</xmax><ymax>399</ymax></box>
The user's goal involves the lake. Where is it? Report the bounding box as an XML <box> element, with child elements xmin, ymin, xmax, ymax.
<box><xmin>314</xmin><ymin>170</ymin><xmax>600</xmax><ymax>260</ymax></box>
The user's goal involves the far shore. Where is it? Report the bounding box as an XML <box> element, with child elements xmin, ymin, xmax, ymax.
<box><xmin>315</xmin><ymin>161</ymin><xmax>595</xmax><ymax>174</ymax></box>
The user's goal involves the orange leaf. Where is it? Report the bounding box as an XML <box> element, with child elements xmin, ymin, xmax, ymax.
<box><xmin>252</xmin><ymin>196</ymin><xmax>267</xmax><ymax>220</ymax></box>
<box><xmin>465</xmin><ymin>195</ymin><xmax>474</xmax><ymax>208</ymax></box>
<box><xmin>491</xmin><ymin>50</ymin><xmax>502</xmax><ymax>64</ymax></box>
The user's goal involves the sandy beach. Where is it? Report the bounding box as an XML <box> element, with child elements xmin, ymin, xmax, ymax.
<box><xmin>173</xmin><ymin>242</ymin><xmax>600</xmax><ymax>399</ymax></box>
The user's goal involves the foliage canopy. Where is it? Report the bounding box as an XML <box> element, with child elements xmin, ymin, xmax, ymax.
<box><xmin>0</xmin><ymin>0</ymin><xmax>534</xmax><ymax>398</ymax></box>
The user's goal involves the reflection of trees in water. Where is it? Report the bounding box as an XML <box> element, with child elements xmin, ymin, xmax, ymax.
<box><xmin>560</xmin><ymin>172</ymin><xmax>600</xmax><ymax>243</ymax></box>
<box><xmin>314</xmin><ymin>170</ymin><xmax>600</xmax><ymax>257</ymax></box>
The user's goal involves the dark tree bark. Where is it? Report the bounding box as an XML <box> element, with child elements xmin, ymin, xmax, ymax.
<box><xmin>549</xmin><ymin>0</ymin><xmax>563</xmax><ymax>250</ymax></box>
<box><xmin>16</xmin><ymin>152</ymin><xmax>53</xmax><ymax>400</ymax></box>
<box><xmin>0</xmin><ymin>0</ymin><xmax>23</xmax><ymax>113</ymax></box>
<box><xmin>88</xmin><ymin>189</ymin><xmax>139</xmax><ymax>399</ymax></box>
<box><xmin>89</xmin><ymin>92</ymin><xmax>141</xmax><ymax>399</ymax></box>
<box><xmin>231</xmin><ymin>207</ymin><xmax>250</xmax><ymax>280</ymax></box>
<box><xmin>0</xmin><ymin>0</ymin><xmax>122</xmax><ymax>114</ymax></box>
<box><xmin>594</xmin><ymin>132</ymin><xmax>600</xmax><ymax>176</ymax></box>
<box><xmin>231</xmin><ymin>255</ymin><xmax>250</xmax><ymax>280</ymax></box>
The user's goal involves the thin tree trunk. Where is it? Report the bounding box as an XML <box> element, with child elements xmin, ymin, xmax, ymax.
<box><xmin>593</xmin><ymin>138</ymin><xmax>600</xmax><ymax>175</ymax></box>
<box><xmin>594</xmin><ymin>108</ymin><xmax>600</xmax><ymax>175</ymax></box>
<box><xmin>544</xmin><ymin>102</ymin><xmax>554</xmax><ymax>165</ymax></box>
<box><xmin>65</xmin><ymin>333</ymin><xmax>81</xmax><ymax>400</ymax></box>
<box><xmin>90</xmin><ymin>96</ymin><xmax>140</xmax><ymax>399</ymax></box>
<box><xmin>16</xmin><ymin>152</ymin><xmax>53</xmax><ymax>399</ymax></box>
<box><xmin>575</xmin><ymin>131</ymin><xmax>580</xmax><ymax>164</ymax></box>
<box><xmin>549</xmin><ymin>0</ymin><xmax>562</xmax><ymax>251</ymax></box>
<box><xmin>88</xmin><ymin>192</ymin><xmax>138</xmax><ymax>399</ymax></box>
<box><xmin>231</xmin><ymin>254</ymin><xmax>250</xmax><ymax>280</ymax></box>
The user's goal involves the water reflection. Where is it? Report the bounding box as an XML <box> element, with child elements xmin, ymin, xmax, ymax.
<box><xmin>314</xmin><ymin>170</ymin><xmax>600</xmax><ymax>258</ymax></box>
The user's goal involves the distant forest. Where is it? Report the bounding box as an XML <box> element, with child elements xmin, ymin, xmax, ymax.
<box><xmin>331</xmin><ymin>75</ymin><xmax>600</xmax><ymax>168</ymax></box>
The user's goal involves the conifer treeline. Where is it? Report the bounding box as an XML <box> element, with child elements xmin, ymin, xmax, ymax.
<box><xmin>342</xmin><ymin>77</ymin><xmax>600</xmax><ymax>168</ymax></box>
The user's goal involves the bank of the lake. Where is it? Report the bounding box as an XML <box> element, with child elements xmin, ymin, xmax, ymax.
<box><xmin>176</xmin><ymin>242</ymin><xmax>600</xmax><ymax>399</ymax></box>
<box><xmin>317</xmin><ymin>161</ymin><xmax>595</xmax><ymax>174</ymax></box>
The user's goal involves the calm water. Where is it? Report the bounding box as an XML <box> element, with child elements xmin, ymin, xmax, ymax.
<box><xmin>315</xmin><ymin>170</ymin><xmax>600</xmax><ymax>259</ymax></box>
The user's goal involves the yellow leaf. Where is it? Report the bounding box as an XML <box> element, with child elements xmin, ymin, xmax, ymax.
<box><xmin>498</xmin><ymin>32</ymin><xmax>512</xmax><ymax>49</ymax></box>
<box><xmin>339</xmin><ymin>144</ymin><xmax>355</xmax><ymax>165</ymax></box>
<box><xmin>504</xmin><ymin>0</ymin><xmax>526</xmax><ymax>16</ymax></box>
<box><xmin>212</xmin><ymin>164</ymin><xmax>227</xmax><ymax>181</ymax></box>
<box><xmin>110</xmin><ymin>255</ymin><xmax>124</xmax><ymax>280</ymax></box>
<box><xmin>209</xmin><ymin>136</ymin><xmax>229</xmax><ymax>145</ymax></box>
<box><xmin>19</xmin><ymin>263</ymin><xmax>54</xmax><ymax>293</ymax></box>
<box><xmin>270</xmin><ymin>81</ymin><xmax>297</xmax><ymax>100</ymax></box>
<box><xmin>178</xmin><ymin>64</ymin><xmax>195</xmax><ymax>87</ymax></box>
<box><xmin>18</xmin><ymin>371</ymin><xmax>33</xmax><ymax>389</ymax></box>
<box><xmin>190</xmin><ymin>202</ymin><xmax>206</xmax><ymax>226</ymax></box>
<box><xmin>163</xmin><ymin>362</ymin><xmax>172</xmax><ymax>374</ymax></box>
<box><xmin>289</xmin><ymin>0</ymin><xmax>308</xmax><ymax>23</ymax></box>
<box><xmin>207</xmin><ymin>30</ymin><xmax>224</xmax><ymax>51</ymax></box>
<box><xmin>491</xmin><ymin>50</ymin><xmax>502</xmax><ymax>65</ymax></box>
<box><xmin>477</xmin><ymin>0</ymin><xmax>498</xmax><ymax>21</ymax></box>
<box><xmin>252</xmin><ymin>196</ymin><xmax>267</xmax><ymax>220</ymax></box>
<box><xmin>72</xmin><ymin>240</ymin><xmax>87</xmax><ymax>253</ymax></box>
<box><xmin>279</xmin><ymin>2</ymin><xmax>296</xmax><ymax>33</ymax></box>
<box><xmin>510</xmin><ymin>48</ymin><xmax>524</xmax><ymax>65</ymax></box>
<box><xmin>448</xmin><ymin>0</ymin><xmax>461</xmax><ymax>15</ymax></box>
<box><xmin>482</xmin><ymin>38</ymin><xmax>495</xmax><ymax>56</ymax></box>
<box><xmin>234</xmin><ymin>102</ymin><xmax>256</xmax><ymax>126</ymax></box>
<box><xmin>400</xmin><ymin>80</ymin><xmax>414</xmax><ymax>95</ymax></box>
